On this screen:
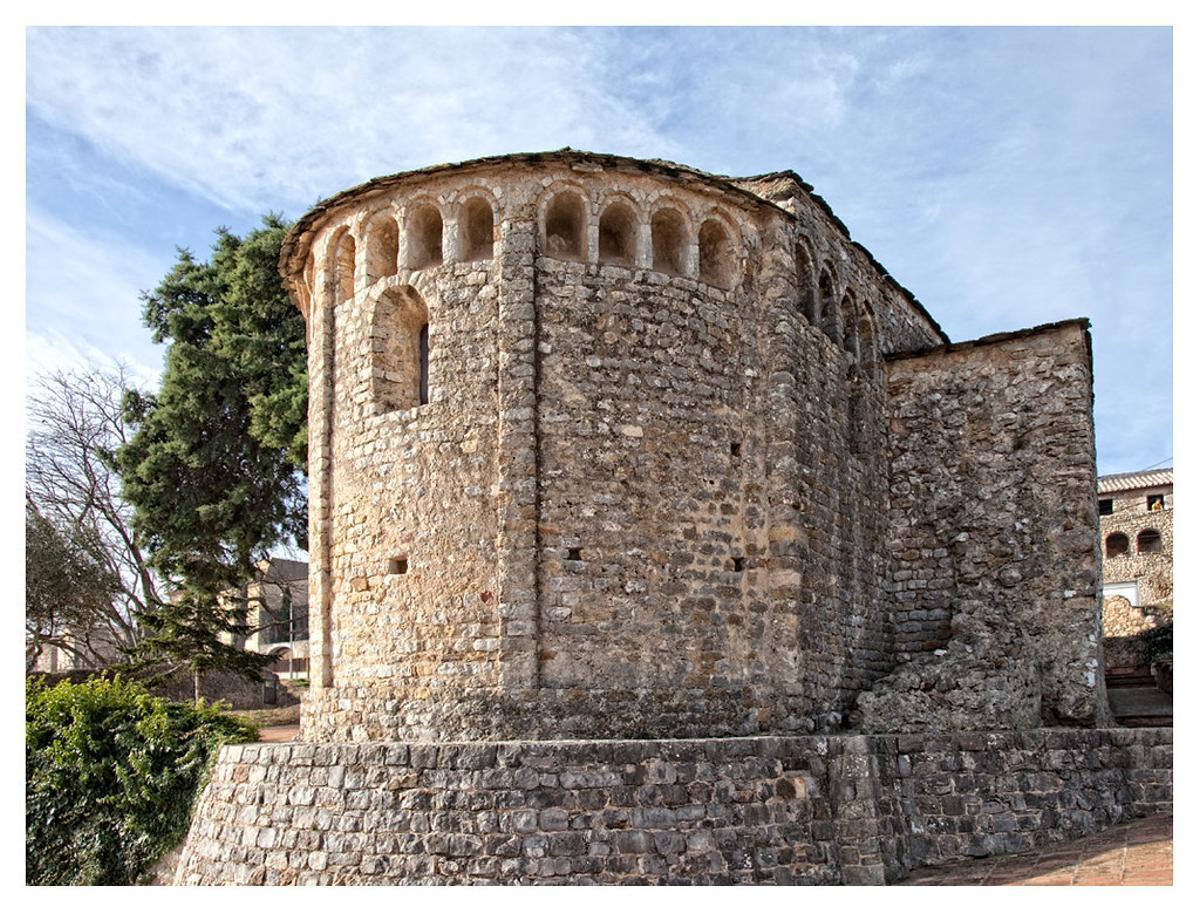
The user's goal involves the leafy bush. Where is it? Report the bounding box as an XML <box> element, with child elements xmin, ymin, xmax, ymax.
<box><xmin>1138</xmin><ymin>622</ymin><xmax>1173</xmax><ymax>669</ymax></box>
<box><xmin>26</xmin><ymin>675</ymin><xmax>257</xmax><ymax>885</ymax></box>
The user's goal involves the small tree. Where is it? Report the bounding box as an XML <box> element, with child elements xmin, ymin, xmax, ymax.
<box><xmin>25</xmin><ymin>366</ymin><xmax>161</xmax><ymax>671</ymax></box>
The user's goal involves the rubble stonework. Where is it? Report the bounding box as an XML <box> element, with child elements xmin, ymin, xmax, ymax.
<box><xmin>277</xmin><ymin>150</ymin><xmax>1105</xmax><ymax>741</ymax></box>
<box><xmin>172</xmin><ymin>151</ymin><xmax>1166</xmax><ymax>885</ymax></box>
<box><xmin>174</xmin><ymin>729</ymin><xmax>1172</xmax><ymax>885</ymax></box>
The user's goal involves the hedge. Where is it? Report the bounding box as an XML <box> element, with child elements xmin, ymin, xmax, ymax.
<box><xmin>26</xmin><ymin>675</ymin><xmax>257</xmax><ymax>885</ymax></box>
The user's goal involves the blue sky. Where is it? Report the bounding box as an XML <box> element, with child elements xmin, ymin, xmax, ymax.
<box><xmin>25</xmin><ymin>26</ymin><xmax>1172</xmax><ymax>474</ymax></box>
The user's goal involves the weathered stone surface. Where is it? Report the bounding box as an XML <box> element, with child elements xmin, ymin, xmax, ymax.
<box><xmin>174</xmin><ymin>729</ymin><xmax>1172</xmax><ymax>885</ymax></box>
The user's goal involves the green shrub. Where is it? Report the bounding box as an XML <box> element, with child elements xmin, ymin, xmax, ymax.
<box><xmin>26</xmin><ymin>675</ymin><xmax>257</xmax><ymax>885</ymax></box>
<box><xmin>1138</xmin><ymin>622</ymin><xmax>1173</xmax><ymax>669</ymax></box>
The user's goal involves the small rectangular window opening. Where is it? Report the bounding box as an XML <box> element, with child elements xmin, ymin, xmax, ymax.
<box><xmin>387</xmin><ymin>557</ymin><xmax>409</xmax><ymax>575</ymax></box>
<box><xmin>1098</xmin><ymin>499</ymin><xmax>1113</xmax><ymax>516</ymax></box>
<box><xmin>566</xmin><ymin>547</ymin><xmax>582</xmax><ymax>561</ymax></box>
<box><xmin>730</xmin><ymin>441</ymin><xmax>741</xmax><ymax>457</ymax></box>
<box><xmin>732</xmin><ymin>556</ymin><xmax>745</xmax><ymax>572</ymax></box>
<box><xmin>1147</xmin><ymin>494</ymin><xmax>1165</xmax><ymax>511</ymax></box>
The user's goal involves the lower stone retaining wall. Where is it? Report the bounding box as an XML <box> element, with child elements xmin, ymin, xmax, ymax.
<box><xmin>175</xmin><ymin>728</ymin><xmax>1171</xmax><ymax>885</ymax></box>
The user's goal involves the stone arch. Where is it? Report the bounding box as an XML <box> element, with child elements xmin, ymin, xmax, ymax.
<box><xmin>406</xmin><ymin>203</ymin><xmax>444</xmax><ymax>270</ymax></box>
<box><xmin>542</xmin><ymin>190</ymin><xmax>587</xmax><ymax>261</ymax></box>
<box><xmin>330</xmin><ymin>227</ymin><xmax>356</xmax><ymax>305</ymax></box>
<box><xmin>795</xmin><ymin>236</ymin><xmax>818</xmax><ymax>324</ymax></box>
<box><xmin>858</xmin><ymin>302</ymin><xmax>879</xmax><ymax>364</ymax></box>
<box><xmin>840</xmin><ymin>292</ymin><xmax>860</xmax><ymax>360</ymax></box>
<box><xmin>1106</xmin><ymin>532</ymin><xmax>1130</xmax><ymax>558</ymax></box>
<box><xmin>365</xmin><ymin>209</ymin><xmax>399</xmax><ymax>283</ymax></box>
<box><xmin>651</xmin><ymin>205</ymin><xmax>689</xmax><ymax>277</ymax></box>
<box><xmin>460</xmin><ymin>196</ymin><xmax>495</xmax><ymax>261</ymax></box>
<box><xmin>598</xmin><ymin>199</ymin><xmax>638</xmax><ymax>267</ymax></box>
<box><xmin>1137</xmin><ymin>529</ymin><xmax>1163</xmax><ymax>554</ymax></box>
<box><xmin>370</xmin><ymin>285</ymin><xmax>430</xmax><ymax>413</ymax></box>
<box><xmin>698</xmin><ymin>216</ymin><xmax>737</xmax><ymax>288</ymax></box>
<box><xmin>818</xmin><ymin>266</ymin><xmax>839</xmax><ymax>345</ymax></box>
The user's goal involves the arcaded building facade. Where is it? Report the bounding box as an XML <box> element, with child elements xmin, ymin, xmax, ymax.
<box><xmin>277</xmin><ymin>150</ymin><xmax>1108</xmax><ymax>742</ymax></box>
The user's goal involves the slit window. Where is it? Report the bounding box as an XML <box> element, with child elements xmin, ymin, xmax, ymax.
<box><xmin>418</xmin><ymin>323</ymin><xmax>429</xmax><ymax>406</ymax></box>
<box><xmin>598</xmin><ymin>202</ymin><xmax>636</xmax><ymax>266</ymax></box>
<box><xmin>840</xmin><ymin>294</ymin><xmax>860</xmax><ymax>360</ymax></box>
<box><xmin>1105</xmin><ymin>532</ymin><xmax>1129</xmax><ymax>558</ymax></box>
<box><xmin>461</xmin><ymin>198</ymin><xmax>494</xmax><ymax>261</ymax></box>
<box><xmin>407</xmin><ymin>205</ymin><xmax>443</xmax><ymax>269</ymax></box>
<box><xmin>544</xmin><ymin>193</ymin><xmax>585</xmax><ymax>260</ymax></box>
<box><xmin>651</xmin><ymin>208</ymin><xmax>687</xmax><ymax>276</ymax></box>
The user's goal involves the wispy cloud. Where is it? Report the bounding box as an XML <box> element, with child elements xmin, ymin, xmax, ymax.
<box><xmin>25</xmin><ymin>207</ymin><xmax>167</xmax><ymax>383</ymax></box>
<box><xmin>26</xmin><ymin>28</ymin><xmax>677</xmax><ymax>213</ymax></box>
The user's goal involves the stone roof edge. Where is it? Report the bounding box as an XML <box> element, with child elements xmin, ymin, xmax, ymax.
<box><xmin>278</xmin><ymin>150</ymin><xmax>950</xmax><ymax>345</ymax></box>
<box><xmin>732</xmin><ymin>169</ymin><xmax>948</xmax><ymax>345</ymax></box>
<box><xmin>1098</xmin><ymin>469</ymin><xmax>1173</xmax><ymax>492</ymax></box>
<box><xmin>883</xmin><ymin>317</ymin><xmax>1093</xmax><ymax>365</ymax></box>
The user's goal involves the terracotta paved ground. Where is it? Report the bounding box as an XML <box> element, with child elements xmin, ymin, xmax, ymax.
<box><xmin>257</xmin><ymin>724</ymin><xmax>300</xmax><ymax>743</ymax></box>
<box><xmin>897</xmin><ymin>814</ymin><xmax>1172</xmax><ymax>885</ymax></box>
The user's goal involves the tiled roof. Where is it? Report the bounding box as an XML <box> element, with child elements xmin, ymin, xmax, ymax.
<box><xmin>1098</xmin><ymin>468</ymin><xmax>1173</xmax><ymax>494</ymax></box>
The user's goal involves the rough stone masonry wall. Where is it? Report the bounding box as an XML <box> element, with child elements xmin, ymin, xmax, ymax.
<box><xmin>175</xmin><ymin>728</ymin><xmax>1171</xmax><ymax>885</ymax></box>
<box><xmin>295</xmin><ymin>155</ymin><xmax>945</xmax><ymax>742</ymax></box>
<box><xmin>857</xmin><ymin>322</ymin><xmax>1109</xmax><ymax>731</ymax></box>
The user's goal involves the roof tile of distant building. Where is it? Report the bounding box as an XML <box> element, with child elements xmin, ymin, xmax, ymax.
<box><xmin>1098</xmin><ymin>468</ymin><xmax>1173</xmax><ymax>494</ymax></box>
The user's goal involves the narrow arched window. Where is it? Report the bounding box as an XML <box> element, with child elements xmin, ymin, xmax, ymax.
<box><xmin>840</xmin><ymin>293</ymin><xmax>860</xmax><ymax>360</ymax></box>
<box><xmin>365</xmin><ymin>211</ymin><xmax>399</xmax><ymax>283</ymax></box>
<box><xmin>796</xmin><ymin>239</ymin><xmax>817</xmax><ymax>323</ymax></box>
<box><xmin>407</xmin><ymin>205</ymin><xmax>443</xmax><ymax>269</ymax></box>
<box><xmin>333</xmin><ymin>230</ymin><xmax>356</xmax><ymax>304</ymax></box>
<box><xmin>698</xmin><ymin>218</ymin><xmax>735</xmax><ymax>288</ymax></box>
<box><xmin>461</xmin><ymin>198</ymin><xmax>494</xmax><ymax>261</ymax></box>
<box><xmin>1105</xmin><ymin>532</ymin><xmax>1130</xmax><ymax>558</ymax></box>
<box><xmin>598</xmin><ymin>202</ymin><xmax>636</xmax><ymax>266</ymax></box>
<box><xmin>651</xmin><ymin>208</ymin><xmax>687</xmax><ymax>276</ymax></box>
<box><xmin>1137</xmin><ymin>529</ymin><xmax>1162</xmax><ymax>554</ymax></box>
<box><xmin>544</xmin><ymin>192</ymin><xmax>585</xmax><ymax>260</ymax></box>
<box><xmin>371</xmin><ymin>286</ymin><xmax>430</xmax><ymax>413</ymax></box>
<box><xmin>818</xmin><ymin>269</ymin><xmax>839</xmax><ymax>345</ymax></box>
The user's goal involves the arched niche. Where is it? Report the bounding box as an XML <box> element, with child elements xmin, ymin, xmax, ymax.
<box><xmin>365</xmin><ymin>210</ymin><xmax>399</xmax><ymax>283</ymax></box>
<box><xmin>543</xmin><ymin>192</ymin><xmax>586</xmax><ymax>260</ymax></box>
<box><xmin>818</xmin><ymin>268</ymin><xmax>839</xmax><ymax>345</ymax></box>
<box><xmin>698</xmin><ymin>218</ymin><xmax>736</xmax><ymax>288</ymax></box>
<box><xmin>651</xmin><ymin>207</ymin><xmax>688</xmax><ymax>276</ymax></box>
<box><xmin>331</xmin><ymin>229</ymin><xmax>356</xmax><ymax>305</ymax></box>
<box><xmin>407</xmin><ymin>205</ymin><xmax>444</xmax><ymax>270</ymax></box>
<box><xmin>795</xmin><ymin>238</ymin><xmax>817</xmax><ymax>324</ymax></box>
<box><xmin>461</xmin><ymin>197</ymin><xmax>495</xmax><ymax>261</ymax></box>
<box><xmin>598</xmin><ymin>201</ymin><xmax>637</xmax><ymax>267</ymax></box>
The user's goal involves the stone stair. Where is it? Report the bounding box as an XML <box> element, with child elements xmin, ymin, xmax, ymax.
<box><xmin>1106</xmin><ymin>666</ymin><xmax>1172</xmax><ymax>727</ymax></box>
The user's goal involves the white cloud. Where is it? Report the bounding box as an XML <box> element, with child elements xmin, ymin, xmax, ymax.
<box><xmin>25</xmin><ymin>208</ymin><xmax>166</xmax><ymax>384</ymax></box>
<box><xmin>26</xmin><ymin>28</ymin><xmax>677</xmax><ymax>214</ymax></box>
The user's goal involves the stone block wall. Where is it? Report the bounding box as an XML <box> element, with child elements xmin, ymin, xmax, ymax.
<box><xmin>174</xmin><ymin>728</ymin><xmax>1171</xmax><ymax>885</ymax></box>
<box><xmin>291</xmin><ymin>152</ymin><xmax>953</xmax><ymax>742</ymax></box>
<box><xmin>858</xmin><ymin>321</ymin><xmax>1108</xmax><ymax>730</ymax></box>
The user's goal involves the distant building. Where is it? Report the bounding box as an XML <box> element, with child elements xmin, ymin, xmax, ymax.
<box><xmin>1098</xmin><ymin>468</ymin><xmax>1173</xmax><ymax>608</ymax></box>
<box><xmin>226</xmin><ymin>557</ymin><xmax>310</xmax><ymax>680</ymax></box>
